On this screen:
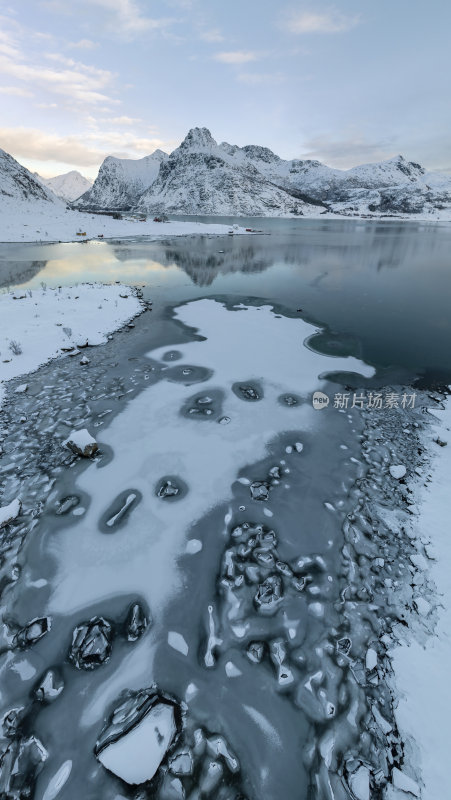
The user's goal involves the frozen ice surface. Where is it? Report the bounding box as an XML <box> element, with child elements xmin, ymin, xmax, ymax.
<box><xmin>47</xmin><ymin>299</ymin><xmax>373</xmax><ymax>623</ymax></box>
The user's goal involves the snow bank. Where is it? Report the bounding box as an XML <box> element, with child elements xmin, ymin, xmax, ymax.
<box><xmin>0</xmin><ymin>283</ymin><xmax>143</xmax><ymax>407</ymax></box>
<box><xmin>0</xmin><ymin>207</ymin><xmax>250</xmax><ymax>243</ymax></box>
<box><xmin>389</xmin><ymin>396</ymin><xmax>451</xmax><ymax>800</ymax></box>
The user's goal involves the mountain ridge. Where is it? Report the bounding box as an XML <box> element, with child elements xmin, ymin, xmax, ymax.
<box><xmin>75</xmin><ymin>127</ymin><xmax>451</xmax><ymax>218</ymax></box>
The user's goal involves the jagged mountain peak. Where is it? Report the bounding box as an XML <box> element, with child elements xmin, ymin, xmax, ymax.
<box><xmin>179</xmin><ymin>127</ymin><xmax>217</xmax><ymax>151</ymax></box>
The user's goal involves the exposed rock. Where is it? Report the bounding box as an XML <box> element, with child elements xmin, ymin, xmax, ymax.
<box><xmin>69</xmin><ymin>616</ymin><xmax>112</xmax><ymax>670</ymax></box>
<box><xmin>158</xmin><ymin>480</ymin><xmax>180</xmax><ymax>498</ymax></box>
<box><xmin>124</xmin><ymin>602</ymin><xmax>148</xmax><ymax>642</ymax></box>
<box><xmin>0</xmin><ymin>736</ymin><xmax>48</xmax><ymax>798</ymax></box>
<box><xmin>250</xmin><ymin>481</ymin><xmax>270</xmax><ymax>501</ymax></box>
<box><xmin>14</xmin><ymin>617</ymin><xmax>51</xmax><ymax>649</ymax></box>
<box><xmin>254</xmin><ymin>575</ymin><xmax>283</xmax><ymax>614</ymax></box>
<box><xmin>246</xmin><ymin>641</ymin><xmax>265</xmax><ymax>664</ymax></box>
<box><xmin>169</xmin><ymin>749</ymin><xmax>193</xmax><ymax>776</ymax></box>
<box><xmin>64</xmin><ymin>428</ymin><xmax>98</xmax><ymax>457</ymax></box>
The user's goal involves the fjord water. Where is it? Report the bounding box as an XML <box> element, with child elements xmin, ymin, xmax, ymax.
<box><xmin>2</xmin><ymin>217</ymin><xmax>451</xmax><ymax>382</ymax></box>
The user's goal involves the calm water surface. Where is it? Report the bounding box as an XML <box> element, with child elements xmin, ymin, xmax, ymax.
<box><xmin>1</xmin><ymin>217</ymin><xmax>451</xmax><ymax>382</ymax></box>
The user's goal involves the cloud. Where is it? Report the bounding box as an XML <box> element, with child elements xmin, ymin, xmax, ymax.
<box><xmin>67</xmin><ymin>38</ymin><xmax>98</xmax><ymax>49</ymax></box>
<box><xmin>105</xmin><ymin>116</ymin><xmax>143</xmax><ymax>125</ymax></box>
<box><xmin>0</xmin><ymin>28</ymin><xmax>21</xmax><ymax>58</ymax></box>
<box><xmin>0</xmin><ymin>85</ymin><xmax>32</xmax><ymax>96</ymax></box>
<box><xmin>0</xmin><ymin>47</ymin><xmax>118</xmax><ymax>106</ymax></box>
<box><xmin>215</xmin><ymin>51</ymin><xmax>258</xmax><ymax>65</ymax></box>
<box><xmin>237</xmin><ymin>72</ymin><xmax>286</xmax><ymax>86</ymax></box>
<box><xmin>199</xmin><ymin>28</ymin><xmax>224</xmax><ymax>43</ymax></box>
<box><xmin>0</xmin><ymin>126</ymin><xmax>174</xmax><ymax>168</ymax></box>
<box><xmin>283</xmin><ymin>8</ymin><xmax>360</xmax><ymax>35</ymax></box>
<box><xmin>301</xmin><ymin>134</ymin><xmax>397</xmax><ymax>168</ymax></box>
<box><xmin>0</xmin><ymin>127</ymin><xmax>105</xmax><ymax>166</ymax></box>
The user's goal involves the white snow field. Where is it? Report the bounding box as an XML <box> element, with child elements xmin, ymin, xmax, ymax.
<box><xmin>388</xmin><ymin>396</ymin><xmax>451</xmax><ymax>800</ymax></box>
<box><xmin>44</xmin><ymin>299</ymin><xmax>374</xmax><ymax>727</ymax></box>
<box><xmin>0</xmin><ymin>283</ymin><xmax>143</xmax><ymax>406</ymax></box>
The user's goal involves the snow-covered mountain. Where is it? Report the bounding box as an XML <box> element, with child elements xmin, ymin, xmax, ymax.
<box><xmin>102</xmin><ymin>127</ymin><xmax>450</xmax><ymax>219</ymax></box>
<box><xmin>137</xmin><ymin>129</ymin><xmax>322</xmax><ymax>216</ymax></box>
<box><xmin>3</xmin><ymin>130</ymin><xmax>451</xmax><ymax>222</ymax></box>
<box><xmin>37</xmin><ymin>170</ymin><xmax>93</xmax><ymax>202</ymax></box>
<box><xmin>76</xmin><ymin>150</ymin><xmax>168</xmax><ymax>210</ymax></box>
<box><xmin>0</xmin><ymin>149</ymin><xmax>65</xmax><ymax>213</ymax></box>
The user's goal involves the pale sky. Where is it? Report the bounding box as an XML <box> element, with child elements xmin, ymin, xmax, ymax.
<box><xmin>0</xmin><ymin>0</ymin><xmax>449</xmax><ymax>178</ymax></box>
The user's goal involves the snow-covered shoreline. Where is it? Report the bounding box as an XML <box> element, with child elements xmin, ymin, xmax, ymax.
<box><xmin>388</xmin><ymin>393</ymin><xmax>451</xmax><ymax>800</ymax></box>
<box><xmin>2</xmin><ymin>209</ymin><xmax>450</xmax><ymax>245</ymax></box>
<box><xmin>0</xmin><ymin>282</ymin><xmax>144</xmax><ymax>407</ymax></box>
<box><xmin>0</xmin><ymin>209</ymin><xmax>251</xmax><ymax>244</ymax></box>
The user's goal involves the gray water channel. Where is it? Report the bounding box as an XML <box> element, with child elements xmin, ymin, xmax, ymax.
<box><xmin>0</xmin><ymin>218</ymin><xmax>449</xmax><ymax>800</ymax></box>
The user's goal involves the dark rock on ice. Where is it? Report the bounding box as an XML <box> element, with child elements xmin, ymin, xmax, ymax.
<box><xmin>254</xmin><ymin>575</ymin><xmax>283</xmax><ymax>614</ymax></box>
<box><xmin>64</xmin><ymin>428</ymin><xmax>98</xmax><ymax>457</ymax></box>
<box><xmin>169</xmin><ymin>748</ymin><xmax>193</xmax><ymax>776</ymax></box>
<box><xmin>336</xmin><ymin>637</ymin><xmax>352</xmax><ymax>655</ymax></box>
<box><xmin>158</xmin><ymin>480</ymin><xmax>180</xmax><ymax>498</ymax></box>
<box><xmin>0</xmin><ymin>736</ymin><xmax>47</xmax><ymax>798</ymax></box>
<box><xmin>14</xmin><ymin>617</ymin><xmax>51</xmax><ymax>649</ymax></box>
<box><xmin>95</xmin><ymin>687</ymin><xmax>182</xmax><ymax>785</ymax></box>
<box><xmin>55</xmin><ymin>495</ymin><xmax>80</xmax><ymax>515</ymax></box>
<box><xmin>232</xmin><ymin>382</ymin><xmax>262</xmax><ymax>401</ymax></box>
<box><xmin>2</xmin><ymin>707</ymin><xmax>25</xmax><ymax>738</ymax></box>
<box><xmin>69</xmin><ymin>616</ymin><xmax>113</xmax><ymax>670</ymax></box>
<box><xmin>246</xmin><ymin>641</ymin><xmax>266</xmax><ymax>664</ymax></box>
<box><xmin>250</xmin><ymin>481</ymin><xmax>270</xmax><ymax>501</ymax></box>
<box><xmin>124</xmin><ymin>602</ymin><xmax>149</xmax><ymax>642</ymax></box>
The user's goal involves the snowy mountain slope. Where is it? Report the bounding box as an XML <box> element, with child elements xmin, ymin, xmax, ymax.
<box><xmin>37</xmin><ymin>170</ymin><xmax>93</xmax><ymax>202</ymax></box>
<box><xmin>76</xmin><ymin>150</ymin><xmax>168</xmax><ymax>210</ymax></box>
<box><xmin>0</xmin><ymin>148</ymin><xmax>65</xmax><ymax>211</ymax></box>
